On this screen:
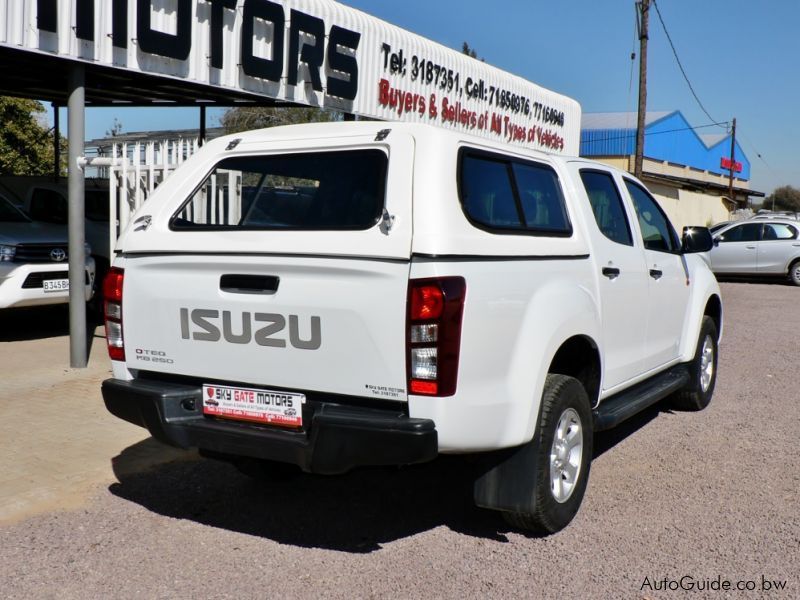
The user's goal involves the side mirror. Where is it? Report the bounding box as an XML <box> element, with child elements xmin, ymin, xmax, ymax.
<box><xmin>681</xmin><ymin>226</ymin><xmax>713</xmax><ymax>253</ymax></box>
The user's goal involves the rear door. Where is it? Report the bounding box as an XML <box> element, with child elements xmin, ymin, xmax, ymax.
<box><xmin>757</xmin><ymin>222</ymin><xmax>800</xmax><ymax>274</ymax></box>
<box><xmin>120</xmin><ymin>133</ymin><xmax>414</xmax><ymax>402</ymax></box>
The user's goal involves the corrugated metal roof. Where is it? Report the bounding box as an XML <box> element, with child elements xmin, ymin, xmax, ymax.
<box><xmin>581</xmin><ymin>111</ymin><xmax>673</xmax><ymax>130</ymax></box>
<box><xmin>580</xmin><ymin>110</ymin><xmax>750</xmax><ymax>181</ymax></box>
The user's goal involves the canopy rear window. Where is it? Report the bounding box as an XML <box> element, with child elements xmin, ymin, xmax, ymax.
<box><xmin>171</xmin><ymin>150</ymin><xmax>387</xmax><ymax>231</ymax></box>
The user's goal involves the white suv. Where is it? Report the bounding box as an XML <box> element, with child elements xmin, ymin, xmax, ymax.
<box><xmin>0</xmin><ymin>193</ymin><xmax>95</xmax><ymax>309</ymax></box>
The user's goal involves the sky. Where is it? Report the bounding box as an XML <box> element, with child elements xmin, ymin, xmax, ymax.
<box><xmin>47</xmin><ymin>0</ymin><xmax>799</xmax><ymax>197</ymax></box>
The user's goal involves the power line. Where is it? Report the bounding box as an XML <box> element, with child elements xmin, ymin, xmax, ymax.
<box><xmin>738</xmin><ymin>132</ymin><xmax>770</xmax><ymax>169</ymax></box>
<box><xmin>651</xmin><ymin>0</ymin><xmax>724</xmax><ymax>129</ymax></box>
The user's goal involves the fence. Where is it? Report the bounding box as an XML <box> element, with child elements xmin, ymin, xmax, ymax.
<box><xmin>103</xmin><ymin>137</ymin><xmax>202</xmax><ymax>250</ymax></box>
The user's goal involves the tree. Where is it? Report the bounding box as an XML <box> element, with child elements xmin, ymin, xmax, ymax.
<box><xmin>764</xmin><ymin>185</ymin><xmax>800</xmax><ymax>212</ymax></box>
<box><xmin>0</xmin><ymin>96</ymin><xmax>64</xmax><ymax>176</ymax></box>
<box><xmin>220</xmin><ymin>105</ymin><xmax>340</xmax><ymax>135</ymax></box>
<box><xmin>106</xmin><ymin>118</ymin><xmax>123</xmax><ymax>137</ymax></box>
<box><xmin>462</xmin><ymin>42</ymin><xmax>484</xmax><ymax>62</ymax></box>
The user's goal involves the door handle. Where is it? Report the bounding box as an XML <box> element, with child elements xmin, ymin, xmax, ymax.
<box><xmin>746</xmin><ymin>245</ymin><xmax>756</xmax><ymax>249</ymax></box>
<box><xmin>649</xmin><ymin>269</ymin><xmax>663</xmax><ymax>280</ymax></box>
<box><xmin>220</xmin><ymin>274</ymin><xmax>280</xmax><ymax>294</ymax></box>
<box><xmin>602</xmin><ymin>267</ymin><xmax>620</xmax><ymax>279</ymax></box>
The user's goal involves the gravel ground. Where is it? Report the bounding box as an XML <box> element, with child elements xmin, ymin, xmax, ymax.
<box><xmin>0</xmin><ymin>282</ymin><xmax>797</xmax><ymax>599</ymax></box>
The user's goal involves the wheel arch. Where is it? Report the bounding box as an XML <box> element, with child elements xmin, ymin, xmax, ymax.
<box><xmin>548</xmin><ymin>335</ymin><xmax>602</xmax><ymax>408</ymax></box>
<box><xmin>704</xmin><ymin>293</ymin><xmax>723</xmax><ymax>341</ymax></box>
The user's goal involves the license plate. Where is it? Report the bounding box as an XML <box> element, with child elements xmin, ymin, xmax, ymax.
<box><xmin>202</xmin><ymin>384</ymin><xmax>304</xmax><ymax>428</ymax></box>
<box><xmin>43</xmin><ymin>278</ymin><xmax>69</xmax><ymax>292</ymax></box>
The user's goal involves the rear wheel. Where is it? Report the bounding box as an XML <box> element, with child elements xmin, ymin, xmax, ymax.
<box><xmin>87</xmin><ymin>256</ymin><xmax>109</xmax><ymax>321</ymax></box>
<box><xmin>789</xmin><ymin>260</ymin><xmax>800</xmax><ymax>286</ymax></box>
<box><xmin>672</xmin><ymin>316</ymin><xmax>718</xmax><ymax>411</ymax></box>
<box><xmin>502</xmin><ymin>374</ymin><xmax>592</xmax><ymax>534</ymax></box>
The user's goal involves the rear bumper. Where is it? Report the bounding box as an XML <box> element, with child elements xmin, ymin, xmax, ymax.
<box><xmin>102</xmin><ymin>378</ymin><xmax>438</xmax><ymax>474</ymax></box>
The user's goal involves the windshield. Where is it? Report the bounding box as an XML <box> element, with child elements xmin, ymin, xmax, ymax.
<box><xmin>0</xmin><ymin>196</ymin><xmax>30</xmax><ymax>223</ymax></box>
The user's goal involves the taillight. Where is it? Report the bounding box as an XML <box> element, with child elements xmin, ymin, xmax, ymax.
<box><xmin>103</xmin><ymin>267</ymin><xmax>125</xmax><ymax>361</ymax></box>
<box><xmin>407</xmin><ymin>277</ymin><xmax>466</xmax><ymax>396</ymax></box>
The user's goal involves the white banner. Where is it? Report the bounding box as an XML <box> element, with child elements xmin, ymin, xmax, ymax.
<box><xmin>0</xmin><ymin>0</ymin><xmax>581</xmax><ymax>154</ymax></box>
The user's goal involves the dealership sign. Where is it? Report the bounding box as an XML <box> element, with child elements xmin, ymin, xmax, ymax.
<box><xmin>720</xmin><ymin>156</ymin><xmax>742</xmax><ymax>174</ymax></box>
<box><xmin>0</xmin><ymin>0</ymin><xmax>581</xmax><ymax>154</ymax></box>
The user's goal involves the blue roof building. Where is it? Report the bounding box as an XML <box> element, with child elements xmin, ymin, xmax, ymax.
<box><xmin>580</xmin><ymin>111</ymin><xmax>763</xmax><ymax>228</ymax></box>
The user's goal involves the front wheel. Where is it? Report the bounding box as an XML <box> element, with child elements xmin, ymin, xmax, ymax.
<box><xmin>672</xmin><ymin>316</ymin><xmax>718</xmax><ymax>411</ymax></box>
<box><xmin>502</xmin><ymin>374</ymin><xmax>593</xmax><ymax>534</ymax></box>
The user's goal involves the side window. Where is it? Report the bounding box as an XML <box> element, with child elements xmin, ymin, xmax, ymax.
<box><xmin>29</xmin><ymin>189</ymin><xmax>67</xmax><ymax>224</ymax></box>
<box><xmin>718</xmin><ymin>223</ymin><xmax>761</xmax><ymax>243</ymax></box>
<box><xmin>512</xmin><ymin>163</ymin><xmax>570</xmax><ymax>233</ymax></box>
<box><xmin>763</xmin><ymin>223</ymin><xmax>797</xmax><ymax>240</ymax></box>
<box><xmin>461</xmin><ymin>155</ymin><xmax>522</xmax><ymax>229</ymax></box>
<box><xmin>459</xmin><ymin>149</ymin><xmax>572</xmax><ymax>235</ymax></box>
<box><xmin>579</xmin><ymin>170</ymin><xmax>633</xmax><ymax>246</ymax></box>
<box><xmin>624</xmin><ymin>180</ymin><xmax>679</xmax><ymax>253</ymax></box>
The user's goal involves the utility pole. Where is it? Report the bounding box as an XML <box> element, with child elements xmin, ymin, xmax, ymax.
<box><xmin>728</xmin><ymin>117</ymin><xmax>737</xmax><ymax>207</ymax></box>
<box><xmin>634</xmin><ymin>0</ymin><xmax>650</xmax><ymax>179</ymax></box>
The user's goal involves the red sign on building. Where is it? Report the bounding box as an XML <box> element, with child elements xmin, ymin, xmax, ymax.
<box><xmin>721</xmin><ymin>157</ymin><xmax>742</xmax><ymax>173</ymax></box>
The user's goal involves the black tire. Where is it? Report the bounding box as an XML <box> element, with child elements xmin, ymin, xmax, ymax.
<box><xmin>87</xmin><ymin>256</ymin><xmax>109</xmax><ymax>321</ymax></box>
<box><xmin>502</xmin><ymin>374</ymin><xmax>592</xmax><ymax>534</ymax></box>
<box><xmin>789</xmin><ymin>260</ymin><xmax>800</xmax><ymax>287</ymax></box>
<box><xmin>672</xmin><ymin>315</ymin><xmax>718</xmax><ymax>411</ymax></box>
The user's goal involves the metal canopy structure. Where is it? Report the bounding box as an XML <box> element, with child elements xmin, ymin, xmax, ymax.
<box><xmin>0</xmin><ymin>46</ymin><xmax>288</xmax><ymax>107</ymax></box>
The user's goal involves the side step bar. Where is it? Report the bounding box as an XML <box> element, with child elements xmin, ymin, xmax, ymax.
<box><xmin>593</xmin><ymin>365</ymin><xmax>690</xmax><ymax>431</ymax></box>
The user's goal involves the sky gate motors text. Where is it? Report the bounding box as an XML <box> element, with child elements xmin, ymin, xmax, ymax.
<box><xmin>35</xmin><ymin>0</ymin><xmax>361</xmax><ymax>100</ymax></box>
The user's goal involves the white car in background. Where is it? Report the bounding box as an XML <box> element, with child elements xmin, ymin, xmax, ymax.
<box><xmin>0</xmin><ymin>193</ymin><xmax>95</xmax><ymax>309</ymax></box>
<box><xmin>708</xmin><ymin>219</ymin><xmax>800</xmax><ymax>285</ymax></box>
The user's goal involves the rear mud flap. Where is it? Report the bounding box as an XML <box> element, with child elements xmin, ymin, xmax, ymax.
<box><xmin>472</xmin><ymin>435</ymin><xmax>542</xmax><ymax>514</ymax></box>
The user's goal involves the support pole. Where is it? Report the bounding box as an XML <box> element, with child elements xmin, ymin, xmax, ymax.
<box><xmin>68</xmin><ymin>65</ymin><xmax>87</xmax><ymax>368</ymax></box>
<box><xmin>53</xmin><ymin>103</ymin><xmax>61</xmax><ymax>182</ymax></box>
<box><xmin>199</xmin><ymin>105</ymin><xmax>206</xmax><ymax>147</ymax></box>
<box><xmin>728</xmin><ymin>117</ymin><xmax>737</xmax><ymax>208</ymax></box>
<box><xmin>634</xmin><ymin>0</ymin><xmax>650</xmax><ymax>179</ymax></box>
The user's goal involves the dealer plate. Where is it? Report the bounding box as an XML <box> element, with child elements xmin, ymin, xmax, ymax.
<box><xmin>202</xmin><ymin>384</ymin><xmax>304</xmax><ymax>428</ymax></box>
<box><xmin>43</xmin><ymin>278</ymin><xmax>69</xmax><ymax>292</ymax></box>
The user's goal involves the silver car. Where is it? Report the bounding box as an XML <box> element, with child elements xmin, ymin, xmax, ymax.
<box><xmin>709</xmin><ymin>219</ymin><xmax>800</xmax><ymax>285</ymax></box>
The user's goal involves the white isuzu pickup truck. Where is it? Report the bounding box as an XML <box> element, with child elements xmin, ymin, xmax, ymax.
<box><xmin>101</xmin><ymin>121</ymin><xmax>721</xmax><ymax>533</ymax></box>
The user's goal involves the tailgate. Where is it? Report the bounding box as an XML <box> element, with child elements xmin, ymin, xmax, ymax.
<box><xmin>122</xmin><ymin>254</ymin><xmax>410</xmax><ymax>401</ymax></box>
<box><xmin>116</xmin><ymin>131</ymin><xmax>415</xmax><ymax>402</ymax></box>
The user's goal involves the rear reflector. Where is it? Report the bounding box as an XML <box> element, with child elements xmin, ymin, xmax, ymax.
<box><xmin>406</xmin><ymin>277</ymin><xmax>466</xmax><ymax>397</ymax></box>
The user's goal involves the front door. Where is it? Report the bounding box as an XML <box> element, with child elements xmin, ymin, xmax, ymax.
<box><xmin>711</xmin><ymin>222</ymin><xmax>762</xmax><ymax>273</ymax></box>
